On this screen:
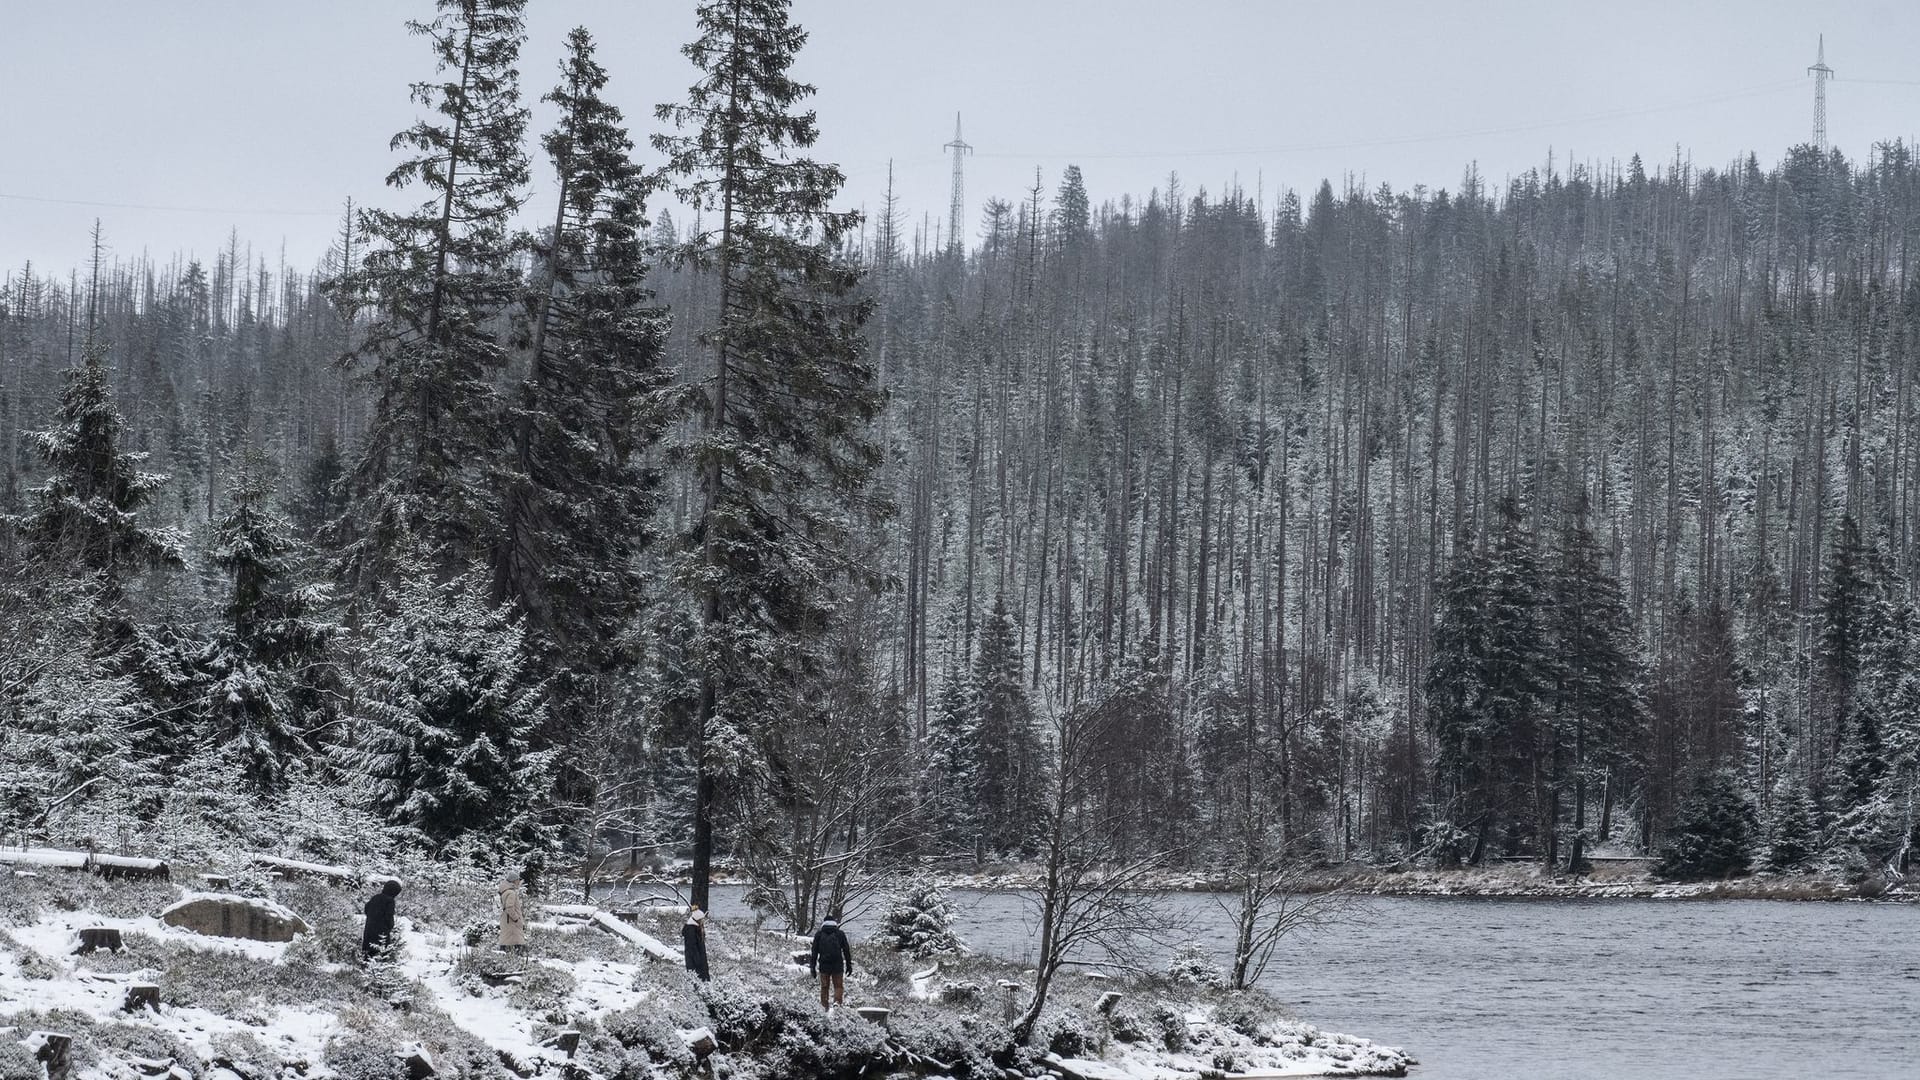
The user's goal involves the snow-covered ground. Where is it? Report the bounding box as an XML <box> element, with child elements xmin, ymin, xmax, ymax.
<box><xmin>3</xmin><ymin>868</ymin><xmax>1412</xmax><ymax>1080</ymax></box>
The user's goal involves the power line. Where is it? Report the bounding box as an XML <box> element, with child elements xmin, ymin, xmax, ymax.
<box><xmin>972</xmin><ymin>80</ymin><xmax>1806</xmax><ymax>161</ymax></box>
<box><xmin>0</xmin><ymin>191</ymin><xmax>343</xmax><ymax>216</ymax></box>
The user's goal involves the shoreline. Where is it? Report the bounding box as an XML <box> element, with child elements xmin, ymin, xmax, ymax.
<box><xmin>587</xmin><ymin>863</ymin><xmax>1915</xmax><ymax>904</ymax></box>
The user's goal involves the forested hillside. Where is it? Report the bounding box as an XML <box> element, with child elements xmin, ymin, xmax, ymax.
<box><xmin>4</xmin><ymin>0</ymin><xmax>1917</xmax><ymax>908</ymax></box>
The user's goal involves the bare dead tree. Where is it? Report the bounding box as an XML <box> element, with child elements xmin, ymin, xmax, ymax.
<box><xmin>1220</xmin><ymin>848</ymin><xmax>1363</xmax><ymax>991</ymax></box>
<box><xmin>1012</xmin><ymin>688</ymin><xmax>1179</xmax><ymax>1047</ymax></box>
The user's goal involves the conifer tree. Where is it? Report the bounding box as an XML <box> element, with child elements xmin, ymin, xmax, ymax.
<box><xmin>200</xmin><ymin>450</ymin><xmax>335</xmax><ymax>791</ymax></box>
<box><xmin>347</xmin><ymin>567</ymin><xmax>551</xmax><ymax>853</ymax></box>
<box><xmin>1548</xmin><ymin>510</ymin><xmax>1647</xmax><ymax>870</ymax></box>
<box><xmin>1816</xmin><ymin>513</ymin><xmax>1875</xmax><ymax>776</ymax></box>
<box><xmin>1655</xmin><ymin>770</ymin><xmax>1757</xmax><ymax>880</ymax></box>
<box><xmin>973</xmin><ymin>594</ymin><xmax>1046</xmax><ymax>855</ymax></box>
<box><xmin>329</xmin><ymin>0</ymin><xmax>530</xmax><ymax>587</ymax></box>
<box><xmin>653</xmin><ymin>0</ymin><xmax>886</xmax><ymax>908</ymax></box>
<box><xmin>493</xmin><ymin>26</ymin><xmax>672</xmax><ymax>708</ymax></box>
<box><xmin>19</xmin><ymin>345</ymin><xmax>183</xmax><ymax>589</ymax></box>
<box><xmin>925</xmin><ymin>667</ymin><xmax>981</xmax><ymax>853</ymax></box>
<box><xmin>1765</xmin><ymin>779</ymin><xmax>1820</xmax><ymax>871</ymax></box>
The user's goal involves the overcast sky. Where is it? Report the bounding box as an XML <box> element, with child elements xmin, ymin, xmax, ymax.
<box><xmin>4</xmin><ymin>0</ymin><xmax>1919</xmax><ymax>278</ymax></box>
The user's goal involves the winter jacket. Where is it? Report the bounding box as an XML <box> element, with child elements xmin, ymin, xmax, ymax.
<box><xmin>362</xmin><ymin>881</ymin><xmax>401</xmax><ymax>956</ymax></box>
<box><xmin>809</xmin><ymin>922</ymin><xmax>853</xmax><ymax>975</ymax></box>
<box><xmin>498</xmin><ymin>881</ymin><xmax>526</xmax><ymax>947</ymax></box>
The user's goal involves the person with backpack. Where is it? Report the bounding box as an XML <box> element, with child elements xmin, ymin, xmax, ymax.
<box><xmin>809</xmin><ymin>913</ymin><xmax>853</xmax><ymax>1009</ymax></box>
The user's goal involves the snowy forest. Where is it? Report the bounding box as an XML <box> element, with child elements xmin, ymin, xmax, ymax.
<box><xmin>5</xmin><ymin>0</ymin><xmax>1920</xmax><ymax>915</ymax></box>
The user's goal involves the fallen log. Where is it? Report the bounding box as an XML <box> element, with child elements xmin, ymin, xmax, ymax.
<box><xmin>588</xmin><ymin>911</ymin><xmax>675</xmax><ymax>961</ymax></box>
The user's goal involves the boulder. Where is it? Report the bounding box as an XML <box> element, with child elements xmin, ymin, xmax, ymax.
<box><xmin>161</xmin><ymin>894</ymin><xmax>309</xmax><ymax>943</ymax></box>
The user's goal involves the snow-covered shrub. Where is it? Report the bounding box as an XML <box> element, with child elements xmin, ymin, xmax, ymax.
<box><xmin>1166</xmin><ymin>941</ymin><xmax>1226</xmax><ymax>987</ymax></box>
<box><xmin>697</xmin><ymin>974</ymin><xmax>786</xmax><ymax>1048</ymax></box>
<box><xmin>759</xmin><ymin>1012</ymin><xmax>890</xmax><ymax>1079</ymax></box>
<box><xmin>166</xmin><ymin>942</ymin><xmax>357</xmax><ymax>1013</ymax></box>
<box><xmin>1105</xmin><ymin>1005</ymin><xmax>1149</xmax><ymax>1044</ymax></box>
<box><xmin>90</xmin><ymin>1020</ymin><xmax>199</xmax><ymax>1072</ymax></box>
<box><xmin>1152</xmin><ymin>1004</ymin><xmax>1189</xmax><ymax>1052</ymax></box>
<box><xmin>866</xmin><ymin>953</ymin><xmax>910</xmax><ymax>996</ymax></box>
<box><xmin>71</xmin><ymin>931</ymin><xmax>165</xmax><ymax>974</ymax></box>
<box><xmin>876</xmin><ymin>876</ymin><xmax>965</xmax><ymax>957</ymax></box>
<box><xmin>1213</xmin><ymin>999</ymin><xmax>1266</xmax><ymax>1039</ymax></box>
<box><xmin>323</xmin><ymin>1036</ymin><xmax>409</xmax><ymax>1080</ymax></box>
<box><xmin>602</xmin><ymin>1004</ymin><xmax>696</xmax><ymax>1068</ymax></box>
<box><xmin>0</xmin><ymin>882</ymin><xmax>38</xmax><ymax>927</ymax></box>
<box><xmin>939</xmin><ymin>979</ymin><xmax>984</xmax><ymax>1005</ymax></box>
<box><xmin>507</xmin><ymin>964</ymin><xmax>576</xmax><ymax>1023</ymax></box>
<box><xmin>208</xmin><ymin>1030</ymin><xmax>283</xmax><ymax>1077</ymax></box>
<box><xmin>1418</xmin><ymin>819</ymin><xmax>1473</xmax><ymax>866</ymax></box>
<box><xmin>0</xmin><ymin>1039</ymin><xmax>40</xmax><ymax>1080</ymax></box>
<box><xmin>363</xmin><ymin>945</ymin><xmax>413</xmax><ymax>1009</ymax></box>
<box><xmin>1037</xmin><ymin>1006</ymin><xmax>1099</xmax><ymax>1058</ymax></box>
<box><xmin>887</xmin><ymin>1012</ymin><xmax>999</xmax><ymax>1079</ymax></box>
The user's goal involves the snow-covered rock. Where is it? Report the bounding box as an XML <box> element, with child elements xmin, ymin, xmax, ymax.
<box><xmin>160</xmin><ymin>893</ymin><xmax>309</xmax><ymax>942</ymax></box>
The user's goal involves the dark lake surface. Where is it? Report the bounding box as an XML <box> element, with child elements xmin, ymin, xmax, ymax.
<box><xmin>601</xmin><ymin>882</ymin><xmax>1920</xmax><ymax>1080</ymax></box>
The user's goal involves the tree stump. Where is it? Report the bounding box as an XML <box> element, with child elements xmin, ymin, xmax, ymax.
<box><xmin>611</xmin><ymin>910</ymin><xmax>639</xmax><ymax>924</ymax></box>
<box><xmin>854</xmin><ymin>1007</ymin><xmax>891</xmax><ymax>1029</ymax></box>
<box><xmin>401</xmin><ymin>1048</ymin><xmax>435</xmax><ymax>1080</ymax></box>
<box><xmin>678</xmin><ymin>1028</ymin><xmax>716</xmax><ymax>1060</ymax></box>
<box><xmin>75</xmin><ymin>927</ymin><xmax>123</xmax><ymax>954</ymax></box>
<box><xmin>997</xmin><ymin>980</ymin><xmax>1023</xmax><ymax>1025</ymax></box>
<box><xmin>542</xmin><ymin>1031</ymin><xmax>581</xmax><ymax>1058</ymax></box>
<box><xmin>201</xmin><ymin>874</ymin><xmax>232</xmax><ymax>890</ymax></box>
<box><xmin>123</xmin><ymin>984</ymin><xmax>162</xmax><ymax>1013</ymax></box>
<box><xmin>27</xmin><ymin>1032</ymin><xmax>74</xmax><ymax>1080</ymax></box>
<box><xmin>1095</xmin><ymin>991</ymin><xmax>1124</xmax><ymax>1015</ymax></box>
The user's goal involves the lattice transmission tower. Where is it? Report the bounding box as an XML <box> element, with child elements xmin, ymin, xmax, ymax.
<box><xmin>944</xmin><ymin>113</ymin><xmax>972</xmax><ymax>255</ymax></box>
<box><xmin>1808</xmin><ymin>35</ymin><xmax>1834</xmax><ymax>153</ymax></box>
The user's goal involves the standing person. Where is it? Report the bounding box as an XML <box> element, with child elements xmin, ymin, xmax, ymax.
<box><xmin>361</xmin><ymin>879</ymin><xmax>402</xmax><ymax>960</ymax></box>
<box><xmin>498</xmin><ymin>874</ymin><xmax>527</xmax><ymax>954</ymax></box>
<box><xmin>682</xmin><ymin>903</ymin><xmax>710</xmax><ymax>981</ymax></box>
<box><xmin>809</xmin><ymin>913</ymin><xmax>853</xmax><ymax>1009</ymax></box>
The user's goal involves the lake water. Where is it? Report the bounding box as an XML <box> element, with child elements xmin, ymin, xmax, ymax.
<box><xmin>608</xmin><ymin>882</ymin><xmax>1920</xmax><ymax>1080</ymax></box>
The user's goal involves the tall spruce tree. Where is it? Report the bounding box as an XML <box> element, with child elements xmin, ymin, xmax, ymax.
<box><xmin>493</xmin><ymin>27</ymin><xmax>671</xmax><ymax>710</ymax></box>
<box><xmin>347</xmin><ymin>567</ymin><xmax>550</xmax><ymax>854</ymax></box>
<box><xmin>19</xmin><ymin>345</ymin><xmax>183</xmax><ymax>589</ymax></box>
<box><xmin>974</xmin><ymin>594</ymin><xmax>1046</xmax><ymax>856</ymax></box>
<box><xmin>200</xmin><ymin>450</ymin><xmax>336</xmax><ymax>791</ymax></box>
<box><xmin>653</xmin><ymin>0</ymin><xmax>886</xmax><ymax>908</ymax></box>
<box><xmin>329</xmin><ymin>0</ymin><xmax>530</xmax><ymax>587</ymax></box>
<box><xmin>1426</xmin><ymin>500</ymin><xmax>1552</xmax><ymax>863</ymax></box>
<box><xmin>1548</xmin><ymin>508</ymin><xmax>1647</xmax><ymax>870</ymax></box>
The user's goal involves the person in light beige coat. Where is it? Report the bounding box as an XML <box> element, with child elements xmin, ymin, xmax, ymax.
<box><xmin>499</xmin><ymin>875</ymin><xmax>527</xmax><ymax>952</ymax></box>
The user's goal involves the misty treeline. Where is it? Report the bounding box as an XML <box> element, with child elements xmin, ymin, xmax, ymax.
<box><xmin>4</xmin><ymin>0</ymin><xmax>1918</xmax><ymax>911</ymax></box>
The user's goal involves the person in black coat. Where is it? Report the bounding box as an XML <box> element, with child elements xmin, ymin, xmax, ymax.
<box><xmin>809</xmin><ymin>914</ymin><xmax>853</xmax><ymax>1008</ymax></box>
<box><xmin>361</xmin><ymin>879</ymin><xmax>402</xmax><ymax>959</ymax></box>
